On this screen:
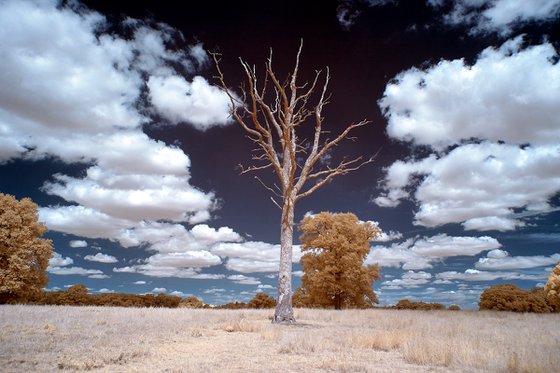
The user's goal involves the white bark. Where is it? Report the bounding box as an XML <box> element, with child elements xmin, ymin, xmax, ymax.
<box><xmin>212</xmin><ymin>40</ymin><xmax>374</xmax><ymax>324</ymax></box>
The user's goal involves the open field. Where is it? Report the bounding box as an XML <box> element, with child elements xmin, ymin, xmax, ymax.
<box><xmin>1</xmin><ymin>306</ymin><xmax>559</xmax><ymax>372</ymax></box>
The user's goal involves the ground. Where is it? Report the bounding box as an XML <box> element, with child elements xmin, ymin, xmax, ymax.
<box><xmin>1</xmin><ymin>306</ymin><xmax>558</xmax><ymax>372</ymax></box>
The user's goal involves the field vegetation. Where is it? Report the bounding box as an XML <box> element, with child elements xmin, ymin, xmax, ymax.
<box><xmin>1</xmin><ymin>305</ymin><xmax>559</xmax><ymax>372</ymax></box>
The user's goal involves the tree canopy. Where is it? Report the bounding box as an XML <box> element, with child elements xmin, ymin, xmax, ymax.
<box><xmin>0</xmin><ymin>193</ymin><xmax>52</xmax><ymax>303</ymax></box>
<box><xmin>479</xmin><ymin>284</ymin><xmax>553</xmax><ymax>313</ymax></box>
<box><xmin>295</xmin><ymin>212</ymin><xmax>381</xmax><ymax>309</ymax></box>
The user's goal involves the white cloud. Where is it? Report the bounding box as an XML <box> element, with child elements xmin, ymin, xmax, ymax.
<box><xmin>113</xmin><ymin>263</ymin><xmax>224</xmax><ymax>279</ymax></box>
<box><xmin>48</xmin><ymin>266</ymin><xmax>104</xmax><ymax>276</ymax></box>
<box><xmin>84</xmin><ymin>253</ymin><xmax>119</xmax><ymax>264</ymax></box>
<box><xmin>436</xmin><ymin>268</ymin><xmax>547</xmax><ymax>282</ymax></box>
<box><xmin>431</xmin><ymin>0</ymin><xmax>560</xmax><ymax>36</ymax></box>
<box><xmin>69</xmin><ymin>240</ymin><xmax>87</xmax><ymax>248</ymax></box>
<box><xmin>227</xmin><ymin>275</ymin><xmax>262</xmax><ymax>285</ymax></box>
<box><xmin>98</xmin><ymin>288</ymin><xmax>114</xmax><ymax>293</ymax></box>
<box><xmin>0</xmin><ymin>0</ymin><xmax>236</xmax><ymax>277</ymax></box>
<box><xmin>48</xmin><ymin>252</ymin><xmax>73</xmax><ymax>267</ymax></box>
<box><xmin>382</xmin><ymin>271</ymin><xmax>432</xmax><ymax>289</ymax></box>
<box><xmin>475</xmin><ymin>250</ymin><xmax>560</xmax><ymax>270</ymax></box>
<box><xmin>212</xmin><ymin>241</ymin><xmax>302</xmax><ymax>273</ymax></box>
<box><xmin>379</xmin><ymin>38</ymin><xmax>560</xmax><ymax>149</ymax></box>
<box><xmin>152</xmin><ymin>287</ymin><xmax>167</xmax><ymax>294</ymax></box>
<box><xmin>368</xmin><ymin>234</ymin><xmax>500</xmax><ymax>270</ymax></box>
<box><xmin>89</xmin><ymin>274</ymin><xmax>110</xmax><ymax>279</ymax></box>
<box><xmin>148</xmin><ymin>75</ymin><xmax>231</xmax><ymax>130</ymax></box>
<box><xmin>377</xmin><ymin>38</ymin><xmax>560</xmax><ymax>231</ymax></box>
<box><xmin>133</xmin><ymin>281</ymin><xmax>147</xmax><ymax>285</ymax></box>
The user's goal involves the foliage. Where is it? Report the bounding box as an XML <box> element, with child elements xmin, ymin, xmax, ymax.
<box><xmin>447</xmin><ymin>305</ymin><xmax>461</xmax><ymax>311</ymax></box>
<box><xmin>0</xmin><ymin>193</ymin><xmax>53</xmax><ymax>304</ymax></box>
<box><xmin>479</xmin><ymin>284</ymin><xmax>554</xmax><ymax>313</ymax></box>
<box><xmin>248</xmin><ymin>292</ymin><xmax>276</xmax><ymax>309</ymax></box>
<box><xmin>392</xmin><ymin>299</ymin><xmax>445</xmax><ymax>310</ymax></box>
<box><xmin>36</xmin><ymin>286</ymin><xmax>181</xmax><ymax>308</ymax></box>
<box><xmin>296</xmin><ymin>212</ymin><xmax>381</xmax><ymax>309</ymax></box>
<box><xmin>544</xmin><ymin>262</ymin><xmax>560</xmax><ymax>312</ymax></box>
<box><xmin>180</xmin><ymin>296</ymin><xmax>206</xmax><ymax>308</ymax></box>
<box><xmin>217</xmin><ymin>302</ymin><xmax>249</xmax><ymax>309</ymax></box>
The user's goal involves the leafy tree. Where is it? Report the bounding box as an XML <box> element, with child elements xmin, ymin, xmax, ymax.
<box><xmin>448</xmin><ymin>305</ymin><xmax>461</xmax><ymax>311</ymax></box>
<box><xmin>213</xmin><ymin>42</ymin><xmax>374</xmax><ymax>322</ymax></box>
<box><xmin>0</xmin><ymin>193</ymin><xmax>52</xmax><ymax>303</ymax></box>
<box><xmin>180</xmin><ymin>296</ymin><xmax>206</xmax><ymax>309</ymax></box>
<box><xmin>296</xmin><ymin>212</ymin><xmax>381</xmax><ymax>309</ymax></box>
<box><xmin>393</xmin><ymin>299</ymin><xmax>445</xmax><ymax>310</ymax></box>
<box><xmin>249</xmin><ymin>292</ymin><xmax>276</xmax><ymax>309</ymax></box>
<box><xmin>544</xmin><ymin>262</ymin><xmax>560</xmax><ymax>312</ymax></box>
<box><xmin>479</xmin><ymin>284</ymin><xmax>553</xmax><ymax>313</ymax></box>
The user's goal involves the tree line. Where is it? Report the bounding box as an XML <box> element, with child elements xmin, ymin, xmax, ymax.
<box><xmin>1</xmin><ymin>193</ymin><xmax>560</xmax><ymax>313</ymax></box>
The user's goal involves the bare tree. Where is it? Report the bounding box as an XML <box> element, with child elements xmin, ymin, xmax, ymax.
<box><xmin>213</xmin><ymin>41</ymin><xmax>374</xmax><ymax>323</ymax></box>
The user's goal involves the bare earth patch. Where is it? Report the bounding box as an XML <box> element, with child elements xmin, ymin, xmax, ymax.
<box><xmin>1</xmin><ymin>306</ymin><xmax>558</xmax><ymax>372</ymax></box>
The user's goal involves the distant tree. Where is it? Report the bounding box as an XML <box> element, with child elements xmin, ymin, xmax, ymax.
<box><xmin>0</xmin><ymin>193</ymin><xmax>52</xmax><ymax>303</ymax></box>
<box><xmin>249</xmin><ymin>292</ymin><xmax>276</xmax><ymax>309</ymax></box>
<box><xmin>393</xmin><ymin>299</ymin><xmax>445</xmax><ymax>311</ymax></box>
<box><xmin>213</xmin><ymin>41</ymin><xmax>374</xmax><ymax>323</ymax></box>
<box><xmin>448</xmin><ymin>305</ymin><xmax>461</xmax><ymax>311</ymax></box>
<box><xmin>479</xmin><ymin>284</ymin><xmax>553</xmax><ymax>313</ymax></box>
<box><xmin>180</xmin><ymin>296</ymin><xmax>206</xmax><ymax>309</ymax></box>
<box><xmin>62</xmin><ymin>284</ymin><xmax>92</xmax><ymax>306</ymax></box>
<box><xmin>296</xmin><ymin>212</ymin><xmax>381</xmax><ymax>309</ymax></box>
<box><xmin>544</xmin><ymin>262</ymin><xmax>560</xmax><ymax>312</ymax></box>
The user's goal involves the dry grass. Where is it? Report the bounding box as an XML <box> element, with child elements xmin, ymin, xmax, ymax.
<box><xmin>1</xmin><ymin>306</ymin><xmax>558</xmax><ymax>372</ymax></box>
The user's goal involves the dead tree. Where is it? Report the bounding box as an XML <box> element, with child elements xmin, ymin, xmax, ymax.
<box><xmin>213</xmin><ymin>41</ymin><xmax>373</xmax><ymax>323</ymax></box>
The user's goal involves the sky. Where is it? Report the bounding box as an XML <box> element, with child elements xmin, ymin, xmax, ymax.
<box><xmin>1</xmin><ymin>0</ymin><xmax>559</xmax><ymax>309</ymax></box>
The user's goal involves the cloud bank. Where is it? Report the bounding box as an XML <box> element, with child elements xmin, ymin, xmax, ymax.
<box><xmin>376</xmin><ymin>37</ymin><xmax>560</xmax><ymax>231</ymax></box>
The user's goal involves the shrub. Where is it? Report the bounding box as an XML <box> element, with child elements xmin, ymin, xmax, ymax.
<box><xmin>479</xmin><ymin>284</ymin><xmax>553</xmax><ymax>313</ymax></box>
<box><xmin>447</xmin><ymin>305</ymin><xmax>461</xmax><ymax>311</ymax></box>
<box><xmin>248</xmin><ymin>292</ymin><xmax>276</xmax><ymax>309</ymax></box>
<box><xmin>180</xmin><ymin>296</ymin><xmax>206</xmax><ymax>308</ymax></box>
<box><xmin>393</xmin><ymin>299</ymin><xmax>445</xmax><ymax>310</ymax></box>
<box><xmin>544</xmin><ymin>263</ymin><xmax>560</xmax><ymax>312</ymax></box>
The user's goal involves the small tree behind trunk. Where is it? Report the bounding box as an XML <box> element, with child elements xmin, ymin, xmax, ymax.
<box><xmin>213</xmin><ymin>40</ymin><xmax>375</xmax><ymax>323</ymax></box>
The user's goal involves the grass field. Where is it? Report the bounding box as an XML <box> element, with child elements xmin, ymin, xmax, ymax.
<box><xmin>1</xmin><ymin>305</ymin><xmax>558</xmax><ymax>372</ymax></box>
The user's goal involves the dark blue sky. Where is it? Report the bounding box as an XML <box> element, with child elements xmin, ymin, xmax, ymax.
<box><xmin>1</xmin><ymin>0</ymin><xmax>560</xmax><ymax>308</ymax></box>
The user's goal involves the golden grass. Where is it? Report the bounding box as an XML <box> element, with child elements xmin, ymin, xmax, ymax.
<box><xmin>1</xmin><ymin>305</ymin><xmax>558</xmax><ymax>372</ymax></box>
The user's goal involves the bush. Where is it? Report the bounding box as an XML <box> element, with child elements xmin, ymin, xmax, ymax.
<box><xmin>448</xmin><ymin>305</ymin><xmax>461</xmax><ymax>311</ymax></box>
<box><xmin>479</xmin><ymin>284</ymin><xmax>553</xmax><ymax>313</ymax></box>
<box><xmin>248</xmin><ymin>292</ymin><xmax>276</xmax><ymax>309</ymax></box>
<box><xmin>544</xmin><ymin>263</ymin><xmax>560</xmax><ymax>312</ymax></box>
<box><xmin>393</xmin><ymin>299</ymin><xmax>445</xmax><ymax>310</ymax></box>
<box><xmin>180</xmin><ymin>296</ymin><xmax>206</xmax><ymax>309</ymax></box>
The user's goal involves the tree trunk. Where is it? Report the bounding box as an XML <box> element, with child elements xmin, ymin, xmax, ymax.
<box><xmin>273</xmin><ymin>199</ymin><xmax>296</xmax><ymax>323</ymax></box>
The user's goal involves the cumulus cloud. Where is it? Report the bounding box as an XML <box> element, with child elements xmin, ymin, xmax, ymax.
<box><xmin>148</xmin><ymin>75</ymin><xmax>231</xmax><ymax>130</ymax></box>
<box><xmin>227</xmin><ymin>274</ymin><xmax>262</xmax><ymax>285</ymax></box>
<box><xmin>382</xmin><ymin>270</ymin><xmax>432</xmax><ymax>289</ymax></box>
<box><xmin>0</xmin><ymin>0</ymin><xmax>238</xmax><ymax>279</ymax></box>
<box><xmin>69</xmin><ymin>240</ymin><xmax>88</xmax><ymax>248</ymax></box>
<box><xmin>475</xmin><ymin>249</ymin><xmax>560</xmax><ymax>270</ymax></box>
<box><xmin>133</xmin><ymin>281</ymin><xmax>147</xmax><ymax>285</ymax></box>
<box><xmin>436</xmin><ymin>268</ymin><xmax>548</xmax><ymax>282</ymax></box>
<box><xmin>430</xmin><ymin>0</ymin><xmax>560</xmax><ymax>36</ymax></box>
<box><xmin>114</xmin><ymin>265</ymin><xmax>222</xmax><ymax>279</ymax></box>
<box><xmin>367</xmin><ymin>234</ymin><xmax>501</xmax><ymax>270</ymax></box>
<box><xmin>212</xmin><ymin>241</ymin><xmax>302</xmax><ymax>273</ymax></box>
<box><xmin>376</xmin><ymin>38</ymin><xmax>560</xmax><ymax>231</ymax></box>
<box><xmin>48</xmin><ymin>252</ymin><xmax>74</xmax><ymax>267</ymax></box>
<box><xmin>98</xmin><ymin>288</ymin><xmax>114</xmax><ymax>294</ymax></box>
<box><xmin>48</xmin><ymin>266</ymin><xmax>104</xmax><ymax>277</ymax></box>
<box><xmin>84</xmin><ymin>253</ymin><xmax>119</xmax><ymax>264</ymax></box>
